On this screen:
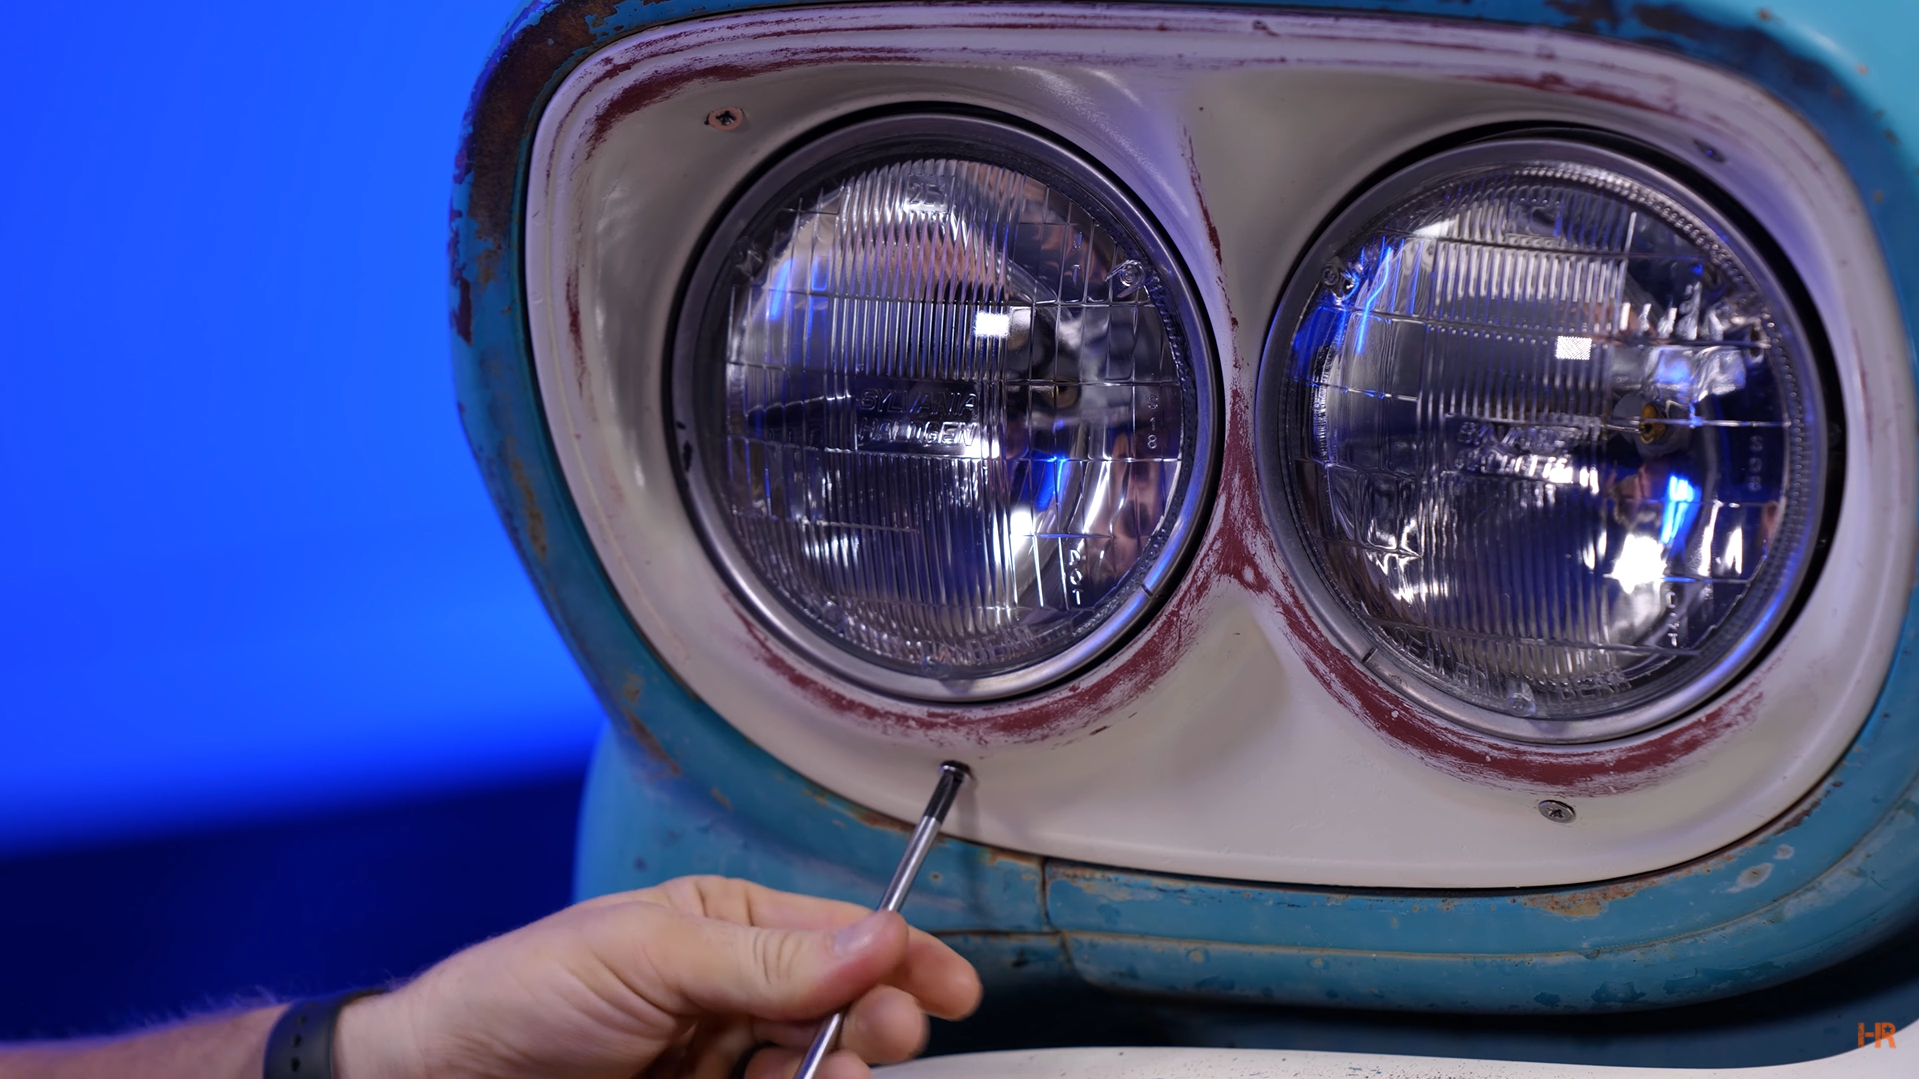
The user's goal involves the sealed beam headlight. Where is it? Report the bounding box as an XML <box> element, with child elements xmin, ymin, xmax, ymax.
<box><xmin>673</xmin><ymin>115</ymin><xmax>1214</xmax><ymax>701</ymax></box>
<box><xmin>1259</xmin><ymin>137</ymin><xmax>1830</xmax><ymax>741</ymax></box>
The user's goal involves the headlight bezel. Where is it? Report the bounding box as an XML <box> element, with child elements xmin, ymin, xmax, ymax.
<box><xmin>668</xmin><ymin>112</ymin><xmax>1221</xmax><ymax>703</ymax></box>
<box><xmin>513</xmin><ymin>6</ymin><xmax>1912</xmax><ymax>888</ymax></box>
<box><xmin>1254</xmin><ymin>130</ymin><xmax>1838</xmax><ymax>744</ymax></box>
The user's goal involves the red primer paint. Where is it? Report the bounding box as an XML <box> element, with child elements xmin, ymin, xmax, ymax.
<box><xmin>1474</xmin><ymin>71</ymin><xmax>1682</xmax><ymax>116</ymax></box>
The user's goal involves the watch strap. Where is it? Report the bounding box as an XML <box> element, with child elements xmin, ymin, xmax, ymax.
<box><xmin>262</xmin><ymin>988</ymin><xmax>384</xmax><ymax>1079</ymax></box>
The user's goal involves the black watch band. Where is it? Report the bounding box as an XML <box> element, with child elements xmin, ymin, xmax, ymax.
<box><xmin>263</xmin><ymin>988</ymin><xmax>385</xmax><ymax>1079</ymax></box>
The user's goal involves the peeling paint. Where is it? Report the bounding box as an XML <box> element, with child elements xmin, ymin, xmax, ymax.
<box><xmin>1726</xmin><ymin>862</ymin><xmax>1774</xmax><ymax>892</ymax></box>
<box><xmin>617</xmin><ymin>674</ymin><xmax>681</xmax><ymax>775</ymax></box>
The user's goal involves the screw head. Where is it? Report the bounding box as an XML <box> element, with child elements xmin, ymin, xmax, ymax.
<box><xmin>705</xmin><ymin>107</ymin><xmax>745</xmax><ymax>131</ymax></box>
<box><xmin>1538</xmin><ymin>799</ymin><xmax>1577</xmax><ymax>825</ymax></box>
<box><xmin>1110</xmin><ymin>259</ymin><xmax>1146</xmax><ymax>295</ymax></box>
<box><xmin>1319</xmin><ymin>260</ymin><xmax>1358</xmax><ymax>295</ymax></box>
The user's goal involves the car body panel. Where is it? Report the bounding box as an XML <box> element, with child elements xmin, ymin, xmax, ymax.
<box><xmin>453</xmin><ymin>0</ymin><xmax>1919</xmax><ymax>1014</ymax></box>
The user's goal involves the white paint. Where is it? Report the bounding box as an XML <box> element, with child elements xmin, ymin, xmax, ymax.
<box><xmin>523</xmin><ymin>5</ymin><xmax>1916</xmax><ymax>887</ymax></box>
<box><xmin>880</xmin><ymin>1045</ymin><xmax>1908</xmax><ymax>1079</ymax></box>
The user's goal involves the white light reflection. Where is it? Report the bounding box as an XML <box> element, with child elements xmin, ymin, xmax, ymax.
<box><xmin>1607</xmin><ymin>532</ymin><xmax>1670</xmax><ymax>592</ymax></box>
<box><xmin>973</xmin><ymin>310</ymin><xmax>1011</xmax><ymax>338</ymax></box>
<box><xmin>1555</xmin><ymin>336</ymin><xmax>1593</xmax><ymax>361</ymax></box>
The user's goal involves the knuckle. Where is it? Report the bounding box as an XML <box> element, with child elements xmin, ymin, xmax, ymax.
<box><xmin>751</xmin><ymin>926</ymin><xmax>800</xmax><ymax>984</ymax></box>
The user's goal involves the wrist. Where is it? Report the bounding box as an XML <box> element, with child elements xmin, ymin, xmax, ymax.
<box><xmin>332</xmin><ymin>990</ymin><xmax>421</xmax><ymax>1079</ymax></box>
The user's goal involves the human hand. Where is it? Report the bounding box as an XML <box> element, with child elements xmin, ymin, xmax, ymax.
<box><xmin>333</xmin><ymin>875</ymin><xmax>982</xmax><ymax>1079</ymax></box>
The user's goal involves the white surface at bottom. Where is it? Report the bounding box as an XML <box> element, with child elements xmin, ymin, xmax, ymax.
<box><xmin>880</xmin><ymin>1045</ymin><xmax>1906</xmax><ymax>1078</ymax></box>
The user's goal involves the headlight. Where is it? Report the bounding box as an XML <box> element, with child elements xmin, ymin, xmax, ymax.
<box><xmin>1260</xmin><ymin>137</ymin><xmax>1830</xmax><ymax>741</ymax></box>
<box><xmin>673</xmin><ymin>115</ymin><xmax>1215</xmax><ymax>701</ymax></box>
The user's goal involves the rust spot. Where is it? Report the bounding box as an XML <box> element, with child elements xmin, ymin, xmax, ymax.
<box><xmin>1631</xmin><ymin>3</ymin><xmax>1842</xmax><ymax>99</ymax></box>
<box><xmin>1545</xmin><ymin>0</ymin><xmax>1621</xmax><ymax>34</ymax></box>
<box><xmin>1769</xmin><ymin>777</ymin><xmax>1838</xmax><ymax>833</ymax></box>
<box><xmin>506</xmin><ymin>447</ymin><xmax>549</xmax><ymax>562</ymax></box>
<box><xmin>1512</xmin><ymin>811</ymin><xmax>1828</xmax><ymax>917</ymax></box>
<box><xmin>618</xmin><ymin>674</ymin><xmax>682</xmax><ymax>776</ymax></box>
<box><xmin>448</xmin><ymin>205</ymin><xmax>473</xmax><ymax>344</ymax></box>
<box><xmin>453</xmin><ymin>273</ymin><xmax>473</xmax><ymax>344</ymax></box>
<box><xmin>1053</xmin><ymin>870</ymin><xmax>1157</xmax><ymax>905</ymax></box>
<box><xmin>1519</xmin><ymin>878</ymin><xmax>1656</xmax><ymax>918</ymax></box>
<box><xmin>459</xmin><ymin>1</ymin><xmax>621</xmax><ymax>259</ymax></box>
<box><xmin>709</xmin><ymin>786</ymin><xmax>733</xmax><ymax>811</ymax></box>
<box><xmin>848</xmin><ymin>804</ymin><xmax>913</xmax><ymax>834</ymax></box>
<box><xmin>984</xmin><ymin>847</ymin><xmax>1045</xmax><ymax>869</ymax></box>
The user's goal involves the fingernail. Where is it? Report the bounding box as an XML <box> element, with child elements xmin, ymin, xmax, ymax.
<box><xmin>832</xmin><ymin>912</ymin><xmax>888</xmax><ymax>956</ymax></box>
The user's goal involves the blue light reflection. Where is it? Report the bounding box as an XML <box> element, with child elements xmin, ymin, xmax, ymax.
<box><xmin>1661</xmin><ymin>473</ymin><xmax>1701</xmax><ymax>546</ymax></box>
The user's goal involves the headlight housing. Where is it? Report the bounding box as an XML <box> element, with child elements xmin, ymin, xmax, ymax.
<box><xmin>673</xmin><ymin>115</ymin><xmax>1215</xmax><ymax>701</ymax></box>
<box><xmin>1259</xmin><ymin>136</ymin><xmax>1830</xmax><ymax>742</ymax></box>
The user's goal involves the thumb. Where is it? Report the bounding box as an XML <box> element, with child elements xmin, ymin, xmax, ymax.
<box><xmin>635</xmin><ymin>908</ymin><xmax>909</xmax><ymax>1021</ymax></box>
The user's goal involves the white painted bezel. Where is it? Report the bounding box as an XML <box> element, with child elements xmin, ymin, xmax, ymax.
<box><xmin>523</xmin><ymin>4</ymin><xmax>1915</xmax><ymax>888</ymax></box>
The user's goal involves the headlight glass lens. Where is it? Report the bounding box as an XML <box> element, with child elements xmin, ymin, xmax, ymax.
<box><xmin>677</xmin><ymin>117</ymin><xmax>1211</xmax><ymax>700</ymax></box>
<box><xmin>1264</xmin><ymin>139</ymin><xmax>1827</xmax><ymax>739</ymax></box>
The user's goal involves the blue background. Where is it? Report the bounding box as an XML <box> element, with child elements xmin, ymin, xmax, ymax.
<box><xmin>0</xmin><ymin>0</ymin><xmax>603</xmax><ymax>1036</ymax></box>
<box><xmin>0</xmin><ymin>0</ymin><xmax>600</xmax><ymax>854</ymax></box>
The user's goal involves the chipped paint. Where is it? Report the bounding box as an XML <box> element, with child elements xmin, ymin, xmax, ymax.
<box><xmin>617</xmin><ymin>674</ymin><xmax>680</xmax><ymax>776</ymax></box>
<box><xmin>505</xmin><ymin>447</ymin><xmax>548</xmax><ymax>563</ymax></box>
<box><xmin>1726</xmin><ymin>861</ymin><xmax>1774</xmax><ymax>892</ymax></box>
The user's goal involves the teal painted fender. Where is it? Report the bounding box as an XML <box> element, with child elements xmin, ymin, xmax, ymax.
<box><xmin>452</xmin><ymin>0</ymin><xmax>1919</xmax><ymax>1012</ymax></box>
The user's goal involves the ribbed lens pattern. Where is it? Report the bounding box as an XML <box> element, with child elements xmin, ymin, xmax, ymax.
<box><xmin>704</xmin><ymin>157</ymin><xmax>1191</xmax><ymax>680</ymax></box>
<box><xmin>1282</xmin><ymin>160</ymin><xmax>1817</xmax><ymax>721</ymax></box>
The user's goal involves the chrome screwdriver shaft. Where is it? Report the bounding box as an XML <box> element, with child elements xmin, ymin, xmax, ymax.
<box><xmin>792</xmin><ymin>761</ymin><xmax>971</xmax><ymax>1079</ymax></box>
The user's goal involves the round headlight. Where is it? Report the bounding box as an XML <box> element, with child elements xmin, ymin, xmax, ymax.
<box><xmin>1259</xmin><ymin>137</ymin><xmax>1830</xmax><ymax>742</ymax></box>
<box><xmin>674</xmin><ymin>115</ymin><xmax>1214</xmax><ymax>701</ymax></box>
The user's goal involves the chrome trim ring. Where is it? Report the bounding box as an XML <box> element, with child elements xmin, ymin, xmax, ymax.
<box><xmin>671</xmin><ymin>113</ymin><xmax>1219</xmax><ymax>702</ymax></box>
<box><xmin>1254</xmin><ymin>136</ymin><xmax>1833</xmax><ymax>744</ymax></box>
